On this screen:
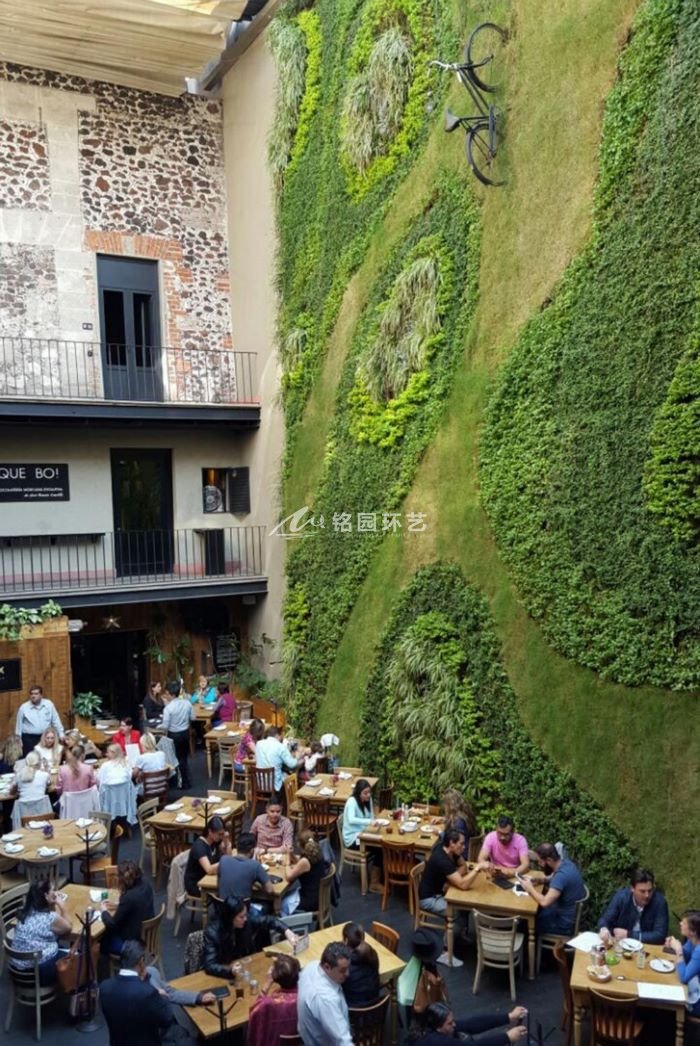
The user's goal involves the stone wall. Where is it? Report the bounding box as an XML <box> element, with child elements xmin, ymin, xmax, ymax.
<box><xmin>0</xmin><ymin>62</ymin><xmax>233</xmax><ymax>392</ymax></box>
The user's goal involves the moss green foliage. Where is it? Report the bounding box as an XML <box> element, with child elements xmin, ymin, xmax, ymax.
<box><xmin>347</xmin><ymin>238</ymin><xmax>452</xmax><ymax>447</ymax></box>
<box><xmin>360</xmin><ymin>564</ymin><xmax>638</xmax><ymax>922</ymax></box>
<box><xmin>271</xmin><ymin>0</ymin><xmax>451</xmax><ymax>448</ymax></box>
<box><xmin>285</xmin><ymin>172</ymin><xmax>479</xmax><ymax>735</ymax></box>
<box><xmin>480</xmin><ymin>0</ymin><xmax>700</xmax><ymax>689</ymax></box>
<box><xmin>644</xmin><ymin>307</ymin><xmax>700</xmax><ymax>543</ymax></box>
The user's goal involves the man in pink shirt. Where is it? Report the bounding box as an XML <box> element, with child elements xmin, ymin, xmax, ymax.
<box><xmin>478</xmin><ymin>815</ymin><xmax>530</xmax><ymax>875</ymax></box>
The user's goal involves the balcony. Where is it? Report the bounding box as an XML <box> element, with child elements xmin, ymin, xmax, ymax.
<box><xmin>0</xmin><ymin>337</ymin><xmax>260</xmax><ymax>429</ymax></box>
<box><xmin>0</xmin><ymin>527</ymin><xmax>267</xmax><ymax>607</ymax></box>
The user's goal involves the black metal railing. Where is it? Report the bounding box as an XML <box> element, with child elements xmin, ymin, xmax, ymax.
<box><xmin>0</xmin><ymin>527</ymin><xmax>265</xmax><ymax>597</ymax></box>
<box><xmin>0</xmin><ymin>337</ymin><xmax>258</xmax><ymax>405</ymax></box>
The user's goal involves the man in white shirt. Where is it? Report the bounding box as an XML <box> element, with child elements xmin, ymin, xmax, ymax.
<box><xmin>161</xmin><ymin>682</ymin><xmax>194</xmax><ymax>789</ymax></box>
<box><xmin>297</xmin><ymin>942</ymin><xmax>353</xmax><ymax>1046</ymax></box>
<box><xmin>255</xmin><ymin>725</ymin><xmax>302</xmax><ymax>793</ymax></box>
<box><xmin>16</xmin><ymin>685</ymin><xmax>64</xmax><ymax>757</ymax></box>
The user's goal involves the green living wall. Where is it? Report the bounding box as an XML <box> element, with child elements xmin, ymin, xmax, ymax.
<box><xmin>269</xmin><ymin>0</ymin><xmax>700</xmax><ymax>910</ymax></box>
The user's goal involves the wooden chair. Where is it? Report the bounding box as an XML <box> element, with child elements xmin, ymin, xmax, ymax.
<box><xmin>409</xmin><ymin>802</ymin><xmax>441</xmax><ymax>817</ymax></box>
<box><xmin>140</xmin><ymin>768</ymin><xmax>170</xmax><ymax>808</ymax></box>
<box><xmin>216</xmin><ymin>738</ymin><xmax>237</xmax><ymax>789</ymax></box>
<box><xmin>26</xmin><ymin>861</ymin><xmax>65</xmax><ymax>887</ymax></box>
<box><xmin>380</xmin><ymin>840</ymin><xmax>415</xmax><ymax>914</ymax></box>
<box><xmin>473</xmin><ymin>910</ymin><xmax>524</xmax><ymax>1002</ymax></box>
<box><xmin>349</xmin><ymin>993</ymin><xmax>390</xmax><ymax>1046</ymax></box>
<box><xmin>283</xmin><ymin>774</ymin><xmax>303</xmax><ymax>829</ymax></box>
<box><xmin>0</xmin><ymin>882</ymin><xmax>29</xmax><ymax>973</ymax></box>
<box><xmin>252</xmin><ymin>767</ymin><xmax>276</xmax><ymax>814</ymax></box>
<box><xmin>175</xmin><ymin>891</ymin><xmax>209</xmax><ymax>937</ymax></box>
<box><xmin>301</xmin><ymin>797</ymin><xmax>338</xmax><ymax>842</ymax></box>
<box><xmin>20</xmin><ymin>812</ymin><xmax>56</xmax><ymax>828</ymax></box>
<box><xmin>378</xmin><ymin>785</ymin><xmax>393</xmax><ymax>811</ymax></box>
<box><xmin>142</xmin><ymin>903</ymin><xmax>166</xmax><ymax>978</ymax></box>
<box><xmin>315</xmin><ymin>862</ymin><xmax>335</xmax><ymax>929</ymax></box>
<box><xmin>0</xmin><ymin>855</ymin><xmax>26</xmax><ymax>892</ymax></box>
<box><xmin>537</xmin><ymin>885</ymin><xmax>589</xmax><ymax>972</ymax></box>
<box><xmin>409</xmin><ymin>861</ymin><xmax>445</xmax><ymax>932</ymax></box>
<box><xmin>83</xmin><ymin>823</ymin><xmax>123</xmax><ymax>883</ymax></box>
<box><xmin>552</xmin><ymin>941</ymin><xmax>574</xmax><ymax>1046</ymax></box>
<box><xmin>137</xmin><ymin>797</ymin><xmax>159</xmax><ymax>877</ymax></box>
<box><xmin>589</xmin><ymin>988</ymin><xmax>643</xmax><ymax>1045</ymax></box>
<box><xmin>152</xmin><ymin>825</ymin><xmax>187</xmax><ymax>889</ymax></box>
<box><xmin>4</xmin><ymin>942</ymin><xmax>60</xmax><ymax>1040</ymax></box>
<box><xmin>103</xmin><ymin>865</ymin><xmax>120</xmax><ymax>890</ymax></box>
<box><xmin>87</xmin><ymin>809</ymin><xmax>113</xmax><ymax>858</ymax></box>
<box><xmin>337</xmin><ymin>812</ymin><xmax>364</xmax><ymax>883</ymax></box>
<box><xmin>467</xmin><ymin>834</ymin><xmax>485</xmax><ymax>862</ymax></box>
<box><xmin>370</xmin><ymin>921</ymin><xmax>399</xmax><ymax>954</ymax></box>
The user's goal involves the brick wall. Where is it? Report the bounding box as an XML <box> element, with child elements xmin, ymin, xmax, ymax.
<box><xmin>0</xmin><ymin>63</ymin><xmax>233</xmax><ymax>364</ymax></box>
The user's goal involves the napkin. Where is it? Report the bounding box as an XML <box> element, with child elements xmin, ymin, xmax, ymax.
<box><xmin>164</xmin><ymin>802</ymin><xmax>183</xmax><ymax>811</ymax></box>
<box><xmin>400</xmin><ymin>821</ymin><xmax>418</xmax><ymax>832</ymax></box>
<box><xmin>319</xmin><ymin>787</ymin><xmax>336</xmax><ymax>797</ymax></box>
<box><xmin>213</xmin><ymin>806</ymin><xmax>231</xmax><ymax>815</ymax></box>
<box><xmin>37</xmin><ymin>846</ymin><xmax>59</xmax><ymax>857</ymax></box>
<box><xmin>76</xmin><ymin>818</ymin><xmax>94</xmax><ymax>829</ymax></box>
<box><xmin>373</xmin><ymin>819</ymin><xmax>390</xmax><ymax>827</ymax></box>
<box><xmin>175</xmin><ymin>813</ymin><xmax>193</xmax><ymax>823</ymax></box>
<box><xmin>27</xmin><ymin>821</ymin><xmax>50</xmax><ymax>829</ymax></box>
<box><xmin>307</xmin><ymin>778</ymin><xmax>322</xmax><ymax>787</ymax></box>
<box><xmin>4</xmin><ymin>843</ymin><xmax>24</xmax><ymax>854</ymax></box>
<box><xmin>213</xmin><ymin>724</ymin><xmax>226</xmax><ymax>731</ymax></box>
<box><xmin>1</xmin><ymin>832</ymin><xmax>22</xmax><ymax>842</ymax></box>
<box><xmin>207</xmin><ymin>796</ymin><xmax>223</xmax><ymax>803</ymax></box>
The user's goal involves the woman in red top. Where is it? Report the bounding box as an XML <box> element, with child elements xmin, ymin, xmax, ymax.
<box><xmin>113</xmin><ymin>717</ymin><xmax>141</xmax><ymax>753</ymax></box>
<box><xmin>247</xmin><ymin>954</ymin><xmax>300</xmax><ymax>1046</ymax></box>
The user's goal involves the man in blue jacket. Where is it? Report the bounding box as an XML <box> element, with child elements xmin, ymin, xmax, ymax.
<box><xmin>597</xmin><ymin>868</ymin><xmax>668</xmax><ymax>945</ymax></box>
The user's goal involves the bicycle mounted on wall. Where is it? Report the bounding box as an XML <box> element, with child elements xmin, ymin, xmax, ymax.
<box><xmin>429</xmin><ymin>22</ymin><xmax>508</xmax><ymax>187</ymax></box>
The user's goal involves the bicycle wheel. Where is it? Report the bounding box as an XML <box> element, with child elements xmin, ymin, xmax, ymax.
<box><xmin>465</xmin><ymin>22</ymin><xmax>507</xmax><ymax>93</ymax></box>
<box><xmin>466</xmin><ymin>112</ymin><xmax>505</xmax><ymax>187</ymax></box>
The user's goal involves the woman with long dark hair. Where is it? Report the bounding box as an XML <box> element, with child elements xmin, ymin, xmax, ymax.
<box><xmin>204</xmin><ymin>897</ymin><xmax>297</xmax><ymax>977</ymax></box>
<box><xmin>10</xmin><ymin>879</ymin><xmax>72</xmax><ymax>984</ymax></box>
<box><xmin>99</xmin><ymin>858</ymin><xmax>154</xmax><ymax>956</ymax></box>
<box><xmin>342</xmin><ymin>778</ymin><xmax>381</xmax><ymax>888</ymax></box>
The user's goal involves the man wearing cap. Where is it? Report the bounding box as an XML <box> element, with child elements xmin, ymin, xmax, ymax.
<box><xmin>15</xmin><ymin>685</ymin><xmax>64</xmax><ymax>757</ymax></box>
<box><xmin>518</xmin><ymin>842</ymin><xmax>586</xmax><ymax>937</ymax></box>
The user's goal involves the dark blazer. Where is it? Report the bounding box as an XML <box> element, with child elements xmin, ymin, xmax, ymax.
<box><xmin>343</xmin><ymin>949</ymin><xmax>381</xmax><ymax>1007</ymax></box>
<box><xmin>101</xmin><ymin>880</ymin><xmax>155</xmax><ymax>941</ymax></box>
<box><xmin>596</xmin><ymin>887</ymin><xmax>669</xmax><ymax>944</ymax></box>
<box><xmin>100</xmin><ymin>972</ymin><xmax>174</xmax><ymax>1046</ymax></box>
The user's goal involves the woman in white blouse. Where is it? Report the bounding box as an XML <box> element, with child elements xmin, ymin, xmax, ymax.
<box><xmin>97</xmin><ymin>743</ymin><xmax>131</xmax><ymax>786</ymax></box>
<box><xmin>34</xmin><ymin>727</ymin><xmax>63</xmax><ymax>770</ymax></box>
<box><xmin>15</xmin><ymin>751</ymin><xmax>51</xmax><ymax>801</ymax></box>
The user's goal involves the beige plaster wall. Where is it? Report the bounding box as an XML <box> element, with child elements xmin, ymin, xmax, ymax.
<box><xmin>0</xmin><ymin>428</ymin><xmax>258</xmax><ymax>534</ymax></box>
<box><xmin>221</xmin><ymin>34</ymin><xmax>285</xmax><ymax>672</ymax></box>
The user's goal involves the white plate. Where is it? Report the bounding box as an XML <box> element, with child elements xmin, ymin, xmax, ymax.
<box><xmin>207</xmin><ymin>796</ymin><xmax>222</xmax><ymax>803</ymax></box>
<box><xmin>175</xmin><ymin>813</ymin><xmax>194</xmax><ymax>823</ymax></box>
<box><xmin>213</xmin><ymin>724</ymin><xmax>226</xmax><ymax>731</ymax></box>
<box><xmin>27</xmin><ymin>821</ymin><xmax>50</xmax><ymax>829</ymax></box>
<box><xmin>621</xmin><ymin>938</ymin><xmax>643</xmax><ymax>952</ymax></box>
<box><xmin>103</xmin><ymin>730</ymin><xmax>117</xmax><ymax>736</ymax></box>
<box><xmin>4</xmin><ymin>844</ymin><xmax>24</xmax><ymax>854</ymax></box>
<box><xmin>164</xmin><ymin>802</ymin><xmax>183</xmax><ymax>811</ymax></box>
<box><xmin>401</xmin><ymin>821</ymin><xmax>419</xmax><ymax>832</ymax></box>
<box><xmin>37</xmin><ymin>847</ymin><xmax>59</xmax><ymax>857</ymax></box>
<box><xmin>307</xmin><ymin>779</ymin><xmax>322</xmax><ymax>787</ymax></box>
<box><xmin>213</xmin><ymin>806</ymin><xmax>231</xmax><ymax>815</ymax></box>
<box><xmin>1</xmin><ymin>833</ymin><xmax>22</xmax><ymax>842</ymax></box>
<box><xmin>649</xmin><ymin>958</ymin><xmax>675</xmax><ymax>973</ymax></box>
<box><xmin>75</xmin><ymin>818</ymin><xmax>94</xmax><ymax>829</ymax></box>
<box><xmin>318</xmin><ymin>788</ymin><xmax>335</xmax><ymax>797</ymax></box>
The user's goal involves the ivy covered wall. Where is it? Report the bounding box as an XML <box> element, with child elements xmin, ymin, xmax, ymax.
<box><xmin>267</xmin><ymin>0</ymin><xmax>699</xmax><ymax>910</ymax></box>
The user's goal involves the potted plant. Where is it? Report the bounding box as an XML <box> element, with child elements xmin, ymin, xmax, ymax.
<box><xmin>72</xmin><ymin>691</ymin><xmax>103</xmax><ymax>724</ymax></box>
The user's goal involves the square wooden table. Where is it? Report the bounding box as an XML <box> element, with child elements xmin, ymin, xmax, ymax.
<box><xmin>171</xmin><ymin>950</ymin><xmax>273</xmax><ymax>1037</ymax></box>
<box><xmin>198</xmin><ymin>850</ymin><xmax>291</xmax><ymax>914</ymax></box>
<box><xmin>61</xmin><ymin>883</ymin><xmax>118</xmax><ymax>940</ymax></box>
<box><xmin>145</xmin><ymin>795</ymin><xmax>244</xmax><ymax>832</ymax></box>
<box><xmin>297</xmin><ymin>772</ymin><xmax>378</xmax><ymax>809</ymax></box>
<box><xmin>444</xmin><ymin>869</ymin><xmax>538</xmax><ymax>978</ymax></box>
<box><xmin>358</xmin><ymin>809</ymin><xmax>445</xmax><ymax>895</ymax></box>
<box><xmin>570</xmin><ymin>943</ymin><xmax>687</xmax><ymax>1046</ymax></box>
<box><xmin>265</xmin><ymin>923</ymin><xmax>405</xmax><ymax>1044</ymax></box>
